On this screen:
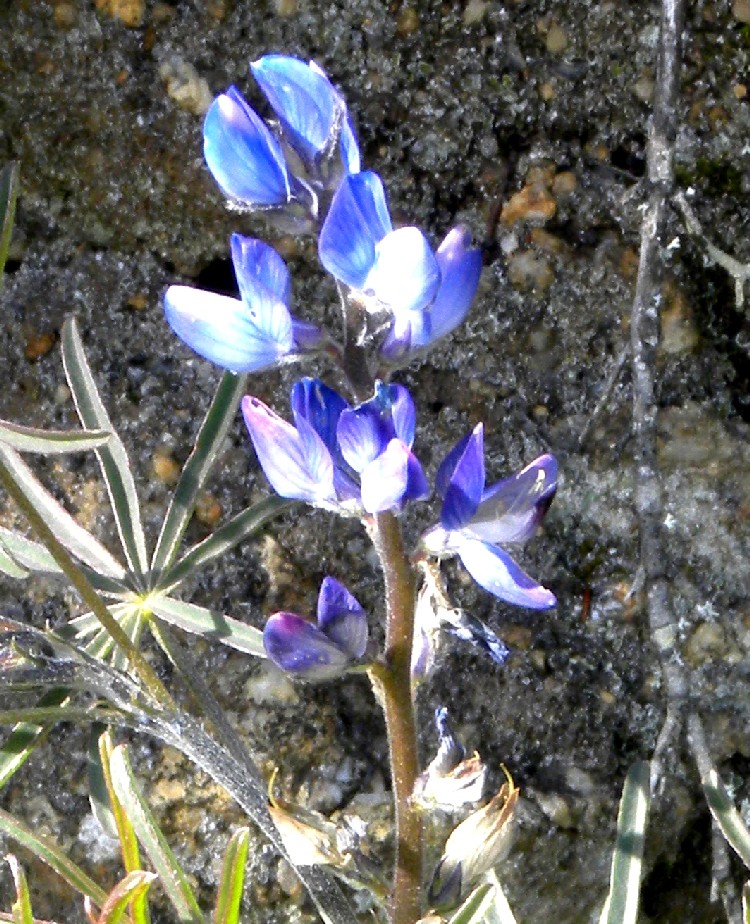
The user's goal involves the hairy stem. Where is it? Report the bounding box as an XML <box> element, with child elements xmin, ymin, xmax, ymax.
<box><xmin>371</xmin><ymin>511</ymin><xmax>422</xmax><ymax>924</ymax></box>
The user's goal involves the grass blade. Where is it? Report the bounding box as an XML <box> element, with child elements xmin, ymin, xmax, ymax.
<box><xmin>703</xmin><ymin>767</ymin><xmax>750</xmax><ymax>870</ymax></box>
<box><xmin>0</xmin><ymin>421</ymin><xmax>110</xmax><ymax>455</ymax></box>
<box><xmin>599</xmin><ymin>761</ymin><xmax>650</xmax><ymax>924</ymax></box>
<box><xmin>0</xmin><ymin>535</ymin><xmax>30</xmax><ymax>579</ymax></box>
<box><xmin>6</xmin><ymin>853</ymin><xmax>33</xmax><ymax>924</ymax></box>
<box><xmin>743</xmin><ymin>882</ymin><xmax>749</xmax><ymax>923</ymax></box>
<box><xmin>109</xmin><ymin>744</ymin><xmax>206</xmax><ymax>924</ymax></box>
<box><xmin>93</xmin><ymin>871</ymin><xmax>157</xmax><ymax>924</ymax></box>
<box><xmin>213</xmin><ymin>828</ymin><xmax>249</xmax><ymax>924</ymax></box>
<box><xmin>98</xmin><ymin>732</ymin><xmax>150</xmax><ymax>924</ymax></box>
<box><xmin>161</xmin><ymin>497</ymin><xmax>291</xmax><ymax>591</ymax></box>
<box><xmin>151</xmin><ymin>371</ymin><xmax>247</xmax><ymax>577</ymax></box>
<box><xmin>61</xmin><ymin>318</ymin><xmax>148</xmax><ymax>582</ymax></box>
<box><xmin>148</xmin><ymin>596</ymin><xmax>265</xmax><ymax>658</ymax></box>
<box><xmin>0</xmin><ymin>163</ymin><xmax>19</xmax><ymax>280</ymax></box>
<box><xmin>448</xmin><ymin>871</ymin><xmax>517</xmax><ymax>924</ymax></box>
<box><xmin>0</xmin><ymin>689</ymin><xmax>70</xmax><ymax>790</ymax></box>
<box><xmin>0</xmin><ymin>807</ymin><xmax>108</xmax><ymax>907</ymax></box>
<box><xmin>0</xmin><ymin>445</ymin><xmax>126</xmax><ymax>580</ymax></box>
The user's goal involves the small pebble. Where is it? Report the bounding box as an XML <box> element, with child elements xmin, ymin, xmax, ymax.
<box><xmin>159</xmin><ymin>58</ymin><xmax>213</xmax><ymax>116</ymax></box>
<box><xmin>274</xmin><ymin>0</ymin><xmax>298</xmax><ymax>15</ymax></box>
<box><xmin>152</xmin><ymin>450</ymin><xmax>181</xmax><ymax>485</ymax></box>
<box><xmin>734</xmin><ymin>83</ymin><xmax>747</xmax><ymax>99</ymax></box>
<box><xmin>545</xmin><ymin>23</ymin><xmax>568</xmax><ymax>55</ymax></box>
<box><xmin>501</xmin><ymin>183</ymin><xmax>556</xmax><ymax>225</ymax></box>
<box><xmin>53</xmin><ymin>2</ymin><xmax>77</xmax><ymax>29</ymax></box>
<box><xmin>733</xmin><ymin>0</ymin><xmax>750</xmax><ymax>22</ymax></box>
<box><xmin>396</xmin><ymin>7</ymin><xmax>420</xmax><ymax>36</ymax></box>
<box><xmin>463</xmin><ymin>0</ymin><xmax>487</xmax><ymax>25</ymax></box>
<box><xmin>552</xmin><ymin>170</ymin><xmax>577</xmax><ymax>198</ymax></box>
<box><xmin>633</xmin><ymin>74</ymin><xmax>655</xmax><ymax>103</ymax></box>
<box><xmin>25</xmin><ymin>329</ymin><xmax>56</xmax><ymax>361</ymax></box>
<box><xmin>195</xmin><ymin>492</ymin><xmax>222</xmax><ymax>527</ymax></box>
<box><xmin>506</xmin><ymin>250</ymin><xmax>555</xmax><ymax>294</ymax></box>
<box><xmin>94</xmin><ymin>0</ymin><xmax>144</xmax><ymax>28</ymax></box>
<box><xmin>685</xmin><ymin>621</ymin><xmax>728</xmax><ymax>666</ymax></box>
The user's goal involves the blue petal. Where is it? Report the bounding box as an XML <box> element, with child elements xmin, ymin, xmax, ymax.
<box><xmin>203</xmin><ymin>87</ymin><xmax>290</xmax><ymax>206</ymax></box>
<box><xmin>291</xmin><ymin>319</ymin><xmax>324</xmax><ymax>352</ymax></box>
<box><xmin>422</xmin><ymin>226</ymin><xmax>482</xmax><ymax>346</ymax></box>
<box><xmin>340</xmin><ymin>115</ymin><xmax>361</xmax><ymax>174</ymax></box>
<box><xmin>164</xmin><ymin>286</ymin><xmax>292</xmax><ymax>373</ymax></box>
<box><xmin>264</xmin><ymin>612</ymin><xmax>351</xmax><ymax>681</ymax></box>
<box><xmin>318</xmin><ymin>171</ymin><xmax>392</xmax><ymax>289</ymax></box>
<box><xmin>453</xmin><ymin>535</ymin><xmax>556</xmax><ymax>609</ymax></box>
<box><xmin>438</xmin><ymin>424</ymin><xmax>485</xmax><ymax>531</ymax></box>
<box><xmin>363</xmin><ymin>227</ymin><xmax>440</xmax><ymax>313</ymax></box>
<box><xmin>231</xmin><ymin>234</ymin><xmax>291</xmax><ymax>306</ymax></box>
<box><xmin>317</xmin><ymin>576</ymin><xmax>367</xmax><ymax>658</ymax></box>
<box><xmin>291</xmin><ymin>378</ymin><xmax>350</xmax><ymax>455</ymax></box>
<box><xmin>469</xmin><ymin>453</ymin><xmax>558</xmax><ymax>544</ymax></box>
<box><xmin>242</xmin><ymin>396</ymin><xmax>336</xmax><ymax>505</ymax></box>
<box><xmin>251</xmin><ymin>55</ymin><xmax>355</xmax><ymax>169</ymax></box>
<box><xmin>359</xmin><ymin>440</ymin><xmax>429</xmax><ymax>513</ymax></box>
<box><xmin>385</xmin><ymin>383</ymin><xmax>416</xmax><ymax>447</ymax></box>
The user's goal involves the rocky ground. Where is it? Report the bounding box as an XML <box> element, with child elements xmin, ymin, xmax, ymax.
<box><xmin>1</xmin><ymin>0</ymin><xmax>750</xmax><ymax>921</ymax></box>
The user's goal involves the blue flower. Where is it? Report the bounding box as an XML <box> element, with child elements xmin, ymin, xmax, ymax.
<box><xmin>251</xmin><ymin>55</ymin><xmax>360</xmax><ymax>175</ymax></box>
<box><xmin>203</xmin><ymin>86</ymin><xmax>291</xmax><ymax>208</ymax></box>
<box><xmin>337</xmin><ymin>382</ymin><xmax>429</xmax><ymax>513</ymax></box>
<box><xmin>264</xmin><ymin>576</ymin><xmax>368</xmax><ymax>681</ymax></box>
<box><xmin>241</xmin><ymin>378</ymin><xmax>428</xmax><ymax>514</ymax></box>
<box><xmin>318</xmin><ymin>172</ymin><xmax>482</xmax><ymax>360</ymax></box>
<box><xmin>422</xmin><ymin>424</ymin><xmax>557</xmax><ymax>609</ymax></box>
<box><xmin>165</xmin><ymin>234</ymin><xmax>320</xmax><ymax>374</ymax></box>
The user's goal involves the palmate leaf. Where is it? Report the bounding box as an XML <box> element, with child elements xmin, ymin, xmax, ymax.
<box><xmin>151</xmin><ymin>370</ymin><xmax>247</xmax><ymax>579</ymax></box>
<box><xmin>0</xmin><ymin>162</ymin><xmax>19</xmax><ymax>281</ymax></box>
<box><xmin>599</xmin><ymin>761</ymin><xmax>650</xmax><ymax>924</ymax></box>
<box><xmin>147</xmin><ymin>596</ymin><xmax>265</xmax><ymax>658</ymax></box>
<box><xmin>159</xmin><ymin>496</ymin><xmax>292</xmax><ymax>592</ymax></box>
<box><xmin>109</xmin><ymin>744</ymin><xmax>206</xmax><ymax>924</ymax></box>
<box><xmin>0</xmin><ymin>420</ymin><xmax>110</xmax><ymax>455</ymax></box>
<box><xmin>0</xmin><ymin>445</ymin><xmax>127</xmax><ymax>582</ymax></box>
<box><xmin>61</xmin><ymin>318</ymin><xmax>148</xmax><ymax>585</ymax></box>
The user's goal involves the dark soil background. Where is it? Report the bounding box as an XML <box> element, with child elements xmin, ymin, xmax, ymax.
<box><xmin>1</xmin><ymin>0</ymin><xmax>750</xmax><ymax>921</ymax></box>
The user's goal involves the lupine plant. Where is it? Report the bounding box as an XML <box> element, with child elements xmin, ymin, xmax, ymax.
<box><xmin>5</xmin><ymin>56</ymin><xmax>748</xmax><ymax>924</ymax></box>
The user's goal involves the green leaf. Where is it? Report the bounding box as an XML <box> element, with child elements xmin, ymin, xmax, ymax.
<box><xmin>213</xmin><ymin>828</ymin><xmax>249</xmax><ymax>924</ymax></box>
<box><xmin>160</xmin><ymin>497</ymin><xmax>292</xmax><ymax>591</ymax></box>
<box><xmin>97</xmin><ymin>731</ymin><xmax>150</xmax><ymax>924</ymax></box>
<box><xmin>0</xmin><ymin>689</ymin><xmax>70</xmax><ymax>790</ymax></box>
<box><xmin>147</xmin><ymin>596</ymin><xmax>265</xmax><ymax>658</ymax></box>
<box><xmin>0</xmin><ymin>807</ymin><xmax>108</xmax><ymax>907</ymax></box>
<box><xmin>109</xmin><ymin>744</ymin><xmax>206</xmax><ymax>924</ymax></box>
<box><xmin>0</xmin><ymin>445</ymin><xmax>127</xmax><ymax>581</ymax></box>
<box><xmin>0</xmin><ymin>163</ymin><xmax>19</xmax><ymax>281</ymax></box>
<box><xmin>0</xmin><ymin>535</ymin><xmax>30</xmax><ymax>580</ymax></box>
<box><xmin>743</xmin><ymin>881</ymin><xmax>750</xmax><ymax>924</ymax></box>
<box><xmin>6</xmin><ymin>853</ymin><xmax>34</xmax><ymax>924</ymax></box>
<box><xmin>599</xmin><ymin>761</ymin><xmax>650</xmax><ymax>924</ymax></box>
<box><xmin>92</xmin><ymin>870</ymin><xmax>156</xmax><ymax>924</ymax></box>
<box><xmin>0</xmin><ymin>420</ymin><xmax>110</xmax><ymax>455</ymax></box>
<box><xmin>448</xmin><ymin>871</ymin><xmax>517</xmax><ymax>924</ymax></box>
<box><xmin>61</xmin><ymin>318</ymin><xmax>148</xmax><ymax>583</ymax></box>
<box><xmin>151</xmin><ymin>371</ymin><xmax>247</xmax><ymax>578</ymax></box>
<box><xmin>88</xmin><ymin>724</ymin><xmax>119</xmax><ymax>839</ymax></box>
<box><xmin>703</xmin><ymin>767</ymin><xmax>750</xmax><ymax>870</ymax></box>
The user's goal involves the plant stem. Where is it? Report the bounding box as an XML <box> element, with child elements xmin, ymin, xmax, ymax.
<box><xmin>371</xmin><ymin>511</ymin><xmax>422</xmax><ymax>924</ymax></box>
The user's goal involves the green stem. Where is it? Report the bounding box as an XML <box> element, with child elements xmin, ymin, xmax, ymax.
<box><xmin>371</xmin><ymin>511</ymin><xmax>423</xmax><ymax>924</ymax></box>
<box><xmin>0</xmin><ymin>458</ymin><xmax>174</xmax><ymax>710</ymax></box>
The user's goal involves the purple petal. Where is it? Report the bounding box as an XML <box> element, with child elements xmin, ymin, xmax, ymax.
<box><xmin>264</xmin><ymin>612</ymin><xmax>351</xmax><ymax>681</ymax></box>
<box><xmin>438</xmin><ymin>424</ymin><xmax>485</xmax><ymax>531</ymax></box>
<box><xmin>469</xmin><ymin>454</ymin><xmax>558</xmax><ymax>544</ymax></box>
<box><xmin>425</xmin><ymin>226</ymin><xmax>482</xmax><ymax>345</ymax></box>
<box><xmin>291</xmin><ymin>318</ymin><xmax>324</xmax><ymax>352</ymax></box>
<box><xmin>318</xmin><ymin>172</ymin><xmax>393</xmax><ymax>289</ymax></box>
<box><xmin>317</xmin><ymin>576</ymin><xmax>367</xmax><ymax>658</ymax></box>
<box><xmin>359</xmin><ymin>440</ymin><xmax>429</xmax><ymax>513</ymax></box>
<box><xmin>164</xmin><ymin>286</ymin><xmax>292</xmax><ymax>373</ymax></box>
<box><xmin>242</xmin><ymin>396</ymin><xmax>336</xmax><ymax>504</ymax></box>
<box><xmin>291</xmin><ymin>378</ymin><xmax>350</xmax><ymax>455</ymax></box>
<box><xmin>203</xmin><ymin>87</ymin><xmax>290</xmax><ymax>206</ymax></box>
<box><xmin>453</xmin><ymin>535</ymin><xmax>556</xmax><ymax>609</ymax></box>
<box><xmin>363</xmin><ymin>227</ymin><xmax>440</xmax><ymax>313</ymax></box>
<box><xmin>337</xmin><ymin>405</ymin><xmax>388</xmax><ymax>474</ymax></box>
